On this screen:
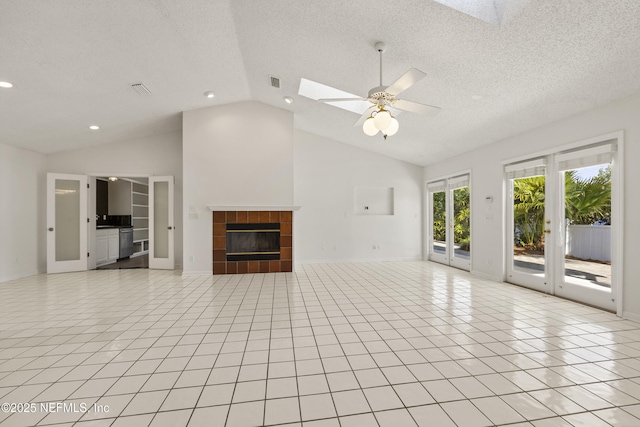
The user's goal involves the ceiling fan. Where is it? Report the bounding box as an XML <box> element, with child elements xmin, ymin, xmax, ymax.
<box><xmin>318</xmin><ymin>41</ymin><xmax>441</xmax><ymax>139</ymax></box>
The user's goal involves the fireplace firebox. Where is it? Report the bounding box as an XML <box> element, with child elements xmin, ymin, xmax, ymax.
<box><xmin>226</xmin><ymin>223</ymin><xmax>280</xmax><ymax>261</ymax></box>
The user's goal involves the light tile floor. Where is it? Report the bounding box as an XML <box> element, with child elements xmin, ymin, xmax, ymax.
<box><xmin>1</xmin><ymin>261</ymin><xmax>640</xmax><ymax>426</ymax></box>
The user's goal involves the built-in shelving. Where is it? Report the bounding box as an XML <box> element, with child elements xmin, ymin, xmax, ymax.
<box><xmin>131</xmin><ymin>181</ymin><xmax>149</xmax><ymax>257</ymax></box>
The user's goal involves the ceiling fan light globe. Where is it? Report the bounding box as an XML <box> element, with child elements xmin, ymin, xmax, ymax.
<box><xmin>386</xmin><ymin>117</ymin><xmax>399</xmax><ymax>136</ymax></box>
<box><xmin>363</xmin><ymin>118</ymin><xmax>379</xmax><ymax>136</ymax></box>
<box><xmin>374</xmin><ymin>110</ymin><xmax>392</xmax><ymax>130</ymax></box>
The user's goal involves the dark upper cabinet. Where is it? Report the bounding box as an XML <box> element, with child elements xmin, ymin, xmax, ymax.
<box><xmin>97</xmin><ymin>179</ymin><xmax>109</xmax><ymax>220</ymax></box>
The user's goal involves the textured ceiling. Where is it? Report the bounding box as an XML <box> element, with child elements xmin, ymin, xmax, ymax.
<box><xmin>2</xmin><ymin>0</ymin><xmax>640</xmax><ymax>165</ymax></box>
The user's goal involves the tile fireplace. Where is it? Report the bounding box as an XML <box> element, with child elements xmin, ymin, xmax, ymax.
<box><xmin>213</xmin><ymin>210</ymin><xmax>292</xmax><ymax>274</ymax></box>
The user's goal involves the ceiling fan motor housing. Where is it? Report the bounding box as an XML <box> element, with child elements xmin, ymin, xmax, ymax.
<box><xmin>368</xmin><ymin>86</ymin><xmax>394</xmax><ymax>105</ymax></box>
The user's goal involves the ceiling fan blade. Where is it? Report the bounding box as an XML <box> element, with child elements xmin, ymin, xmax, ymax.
<box><xmin>354</xmin><ymin>106</ymin><xmax>376</xmax><ymax>127</ymax></box>
<box><xmin>393</xmin><ymin>99</ymin><xmax>441</xmax><ymax>116</ymax></box>
<box><xmin>385</xmin><ymin>68</ymin><xmax>427</xmax><ymax>96</ymax></box>
<box><xmin>318</xmin><ymin>97</ymin><xmax>368</xmax><ymax>103</ymax></box>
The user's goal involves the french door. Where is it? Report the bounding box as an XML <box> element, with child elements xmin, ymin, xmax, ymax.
<box><xmin>48</xmin><ymin>173</ymin><xmax>175</xmax><ymax>272</ymax></box>
<box><xmin>506</xmin><ymin>142</ymin><xmax>618</xmax><ymax>312</ymax></box>
<box><xmin>47</xmin><ymin>173</ymin><xmax>88</xmax><ymax>273</ymax></box>
<box><xmin>554</xmin><ymin>145</ymin><xmax>615</xmax><ymax>311</ymax></box>
<box><xmin>148</xmin><ymin>176</ymin><xmax>175</xmax><ymax>269</ymax></box>
<box><xmin>506</xmin><ymin>159</ymin><xmax>550</xmax><ymax>293</ymax></box>
<box><xmin>427</xmin><ymin>174</ymin><xmax>471</xmax><ymax>271</ymax></box>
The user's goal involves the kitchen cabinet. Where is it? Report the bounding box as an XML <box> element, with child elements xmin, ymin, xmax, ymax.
<box><xmin>96</xmin><ymin>228</ymin><xmax>119</xmax><ymax>266</ymax></box>
<box><xmin>108</xmin><ymin>180</ymin><xmax>132</xmax><ymax>215</ymax></box>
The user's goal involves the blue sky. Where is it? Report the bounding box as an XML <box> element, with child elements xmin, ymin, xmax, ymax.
<box><xmin>574</xmin><ymin>164</ymin><xmax>608</xmax><ymax>180</ymax></box>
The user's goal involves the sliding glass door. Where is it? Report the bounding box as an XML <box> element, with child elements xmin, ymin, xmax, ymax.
<box><xmin>427</xmin><ymin>174</ymin><xmax>471</xmax><ymax>271</ymax></box>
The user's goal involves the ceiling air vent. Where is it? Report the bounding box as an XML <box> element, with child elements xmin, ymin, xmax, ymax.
<box><xmin>130</xmin><ymin>83</ymin><xmax>151</xmax><ymax>95</ymax></box>
<box><xmin>269</xmin><ymin>76</ymin><xmax>280</xmax><ymax>89</ymax></box>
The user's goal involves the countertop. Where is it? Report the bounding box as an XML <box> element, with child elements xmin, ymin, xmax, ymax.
<box><xmin>96</xmin><ymin>225</ymin><xmax>133</xmax><ymax>229</ymax></box>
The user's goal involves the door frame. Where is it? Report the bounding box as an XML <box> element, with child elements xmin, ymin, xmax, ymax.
<box><xmin>425</xmin><ymin>170</ymin><xmax>472</xmax><ymax>271</ymax></box>
<box><xmin>86</xmin><ymin>173</ymin><xmax>176</xmax><ymax>270</ymax></box>
<box><xmin>502</xmin><ymin>130</ymin><xmax>624</xmax><ymax>315</ymax></box>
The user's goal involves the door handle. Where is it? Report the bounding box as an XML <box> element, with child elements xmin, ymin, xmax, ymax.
<box><xmin>544</xmin><ymin>229</ymin><xmax>551</xmax><ymax>234</ymax></box>
<box><xmin>168</xmin><ymin>226</ymin><xmax>173</xmax><ymax>230</ymax></box>
<box><xmin>48</xmin><ymin>227</ymin><xmax>54</xmax><ymax>232</ymax></box>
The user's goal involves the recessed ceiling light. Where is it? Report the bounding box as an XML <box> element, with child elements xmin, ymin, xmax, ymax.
<box><xmin>108</xmin><ymin>177</ymin><xmax>118</xmax><ymax>182</ymax></box>
<box><xmin>284</xmin><ymin>96</ymin><xmax>294</xmax><ymax>104</ymax></box>
<box><xmin>471</xmin><ymin>95</ymin><xmax>482</xmax><ymax>100</ymax></box>
<box><xmin>204</xmin><ymin>91</ymin><xmax>215</xmax><ymax>99</ymax></box>
<box><xmin>0</xmin><ymin>81</ymin><xmax>13</xmax><ymax>88</ymax></box>
<box><xmin>89</xmin><ymin>125</ymin><xmax>100</xmax><ymax>130</ymax></box>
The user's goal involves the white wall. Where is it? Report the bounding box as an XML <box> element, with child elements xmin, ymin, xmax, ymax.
<box><xmin>182</xmin><ymin>101</ymin><xmax>294</xmax><ymax>274</ymax></box>
<box><xmin>47</xmin><ymin>131</ymin><xmax>183</xmax><ymax>265</ymax></box>
<box><xmin>0</xmin><ymin>143</ymin><xmax>47</xmax><ymax>282</ymax></box>
<box><xmin>424</xmin><ymin>90</ymin><xmax>640</xmax><ymax>320</ymax></box>
<box><xmin>294</xmin><ymin>130</ymin><xmax>423</xmax><ymax>262</ymax></box>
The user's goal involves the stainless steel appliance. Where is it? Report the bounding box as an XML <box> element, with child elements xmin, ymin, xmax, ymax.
<box><xmin>119</xmin><ymin>227</ymin><xmax>134</xmax><ymax>259</ymax></box>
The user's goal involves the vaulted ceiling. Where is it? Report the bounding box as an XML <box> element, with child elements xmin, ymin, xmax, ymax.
<box><xmin>2</xmin><ymin>0</ymin><xmax>640</xmax><ymax>165</ymax></box>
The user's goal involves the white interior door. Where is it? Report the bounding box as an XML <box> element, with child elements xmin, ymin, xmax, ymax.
<box><xmin>47</xmin><ymin>173</ymin><xmax>88</xmax><ymax>274</ymax></box>
<box><xmin>149</xmin><ymin>176</ymin><xmax>174</xmax><ymax>269</ymax></box>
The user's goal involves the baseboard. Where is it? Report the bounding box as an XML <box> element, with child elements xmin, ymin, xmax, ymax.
<box><xmin>296</xmin><ymin>256</ymin><xmax>422</xmax><ymax>264</ymax></box>
<box><xmin>622</xmin><ymin>311</ymin><xmax>640</xmax><ymax>324</ymax></box>
<box><xmin>181</xmin><ymin>270</ymin><xmax>213</xmax><ymax>277</ymax></box>
<box><xmin>471</xmin><ymin>269</ymin><xmax>503</xmax><ymax>283</ymax></box>
<box><xmin>0</xmin><ymin>269</ymin><xmax>40</xmax><ymax>284</ymax></box>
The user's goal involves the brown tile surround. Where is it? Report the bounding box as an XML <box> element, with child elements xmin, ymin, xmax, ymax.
<box><xmin>213</xmin><ymin>211</ymin><xmax>293</xmax><ymax>274</ymax></box>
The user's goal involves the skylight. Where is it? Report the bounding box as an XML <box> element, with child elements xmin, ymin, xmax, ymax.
<box><xmin>298</xmin><ymin>78</ymin><xmax>372</xmax><ymax>115</ymax></box>
<box><xmin>434</xmin><ymin>0</ymin><xmax>530</xmax><ymax>27</ymax></box>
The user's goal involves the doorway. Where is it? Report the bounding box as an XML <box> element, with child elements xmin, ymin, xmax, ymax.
<box><xmin>427</xmin><ymin>173</ymin><xmax>471</xmax><ymax>271</ymax></box>
<box><xmin>46</xmin><ymin>173</ymin><xmax>175</xmax><ymax>273</ymax></box>
<box><xmin>505</xmin><ymin>139</ymin><xmax>620</xmax><ymax>312</ymax></box>
<box><xmin>95</xmin><ymin>176</ymin><xmax>149</xmax><ymax>270</ymax></box>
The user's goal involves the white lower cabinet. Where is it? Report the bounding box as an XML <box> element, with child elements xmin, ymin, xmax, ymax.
<box><xmin>96</xmin><ymin>228</ymin><xmax>119</xmax><ymax>266</ymax></box>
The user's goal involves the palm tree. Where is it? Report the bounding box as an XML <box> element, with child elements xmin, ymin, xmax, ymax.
<box><xmin>432</xmin><ymin>191</ymin><xmax>446</xmax><ymax>242</ymax></box>
<box><xmin>511</xmin><ymin>166</ymin><xmax>611</xmax><ymax>250</ymax></box>
<box><xmin>513</xmin><ymin>176</ymin><xmax>545</xmax><ymax>249</ymax></box>
<box><xmin>453</xmin><ymin>187</ymin><xmax>470</xmax><ymax>250</ymax></box>
<box><xmin>564</xmin><ymin>167</ymin><xmax>611</xmax><ymax>225</ymax></box>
